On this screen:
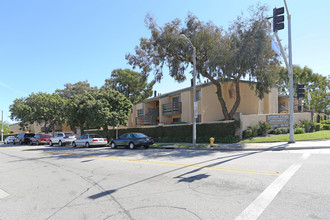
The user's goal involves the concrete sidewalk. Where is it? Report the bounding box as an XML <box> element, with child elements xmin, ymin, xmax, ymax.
<box><xmin>152</xmin><ymin>140</ymin><xmax>330</xmax><ymax>151</ymax></box>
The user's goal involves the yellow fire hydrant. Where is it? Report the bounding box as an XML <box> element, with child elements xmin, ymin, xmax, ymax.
<box><xmin>210</xmin><ymin>137</ymin><xmax>215</xmax><ymax>147</ymax></box>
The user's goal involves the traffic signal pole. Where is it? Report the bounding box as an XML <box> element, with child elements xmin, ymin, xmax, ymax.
<box><xmin>271</xmin><ymin>1</ymin><xmax>294</xmax><ymax>143</ymax></box>
<box><xmin>284</xmin><ymin>0</ymin><xmax>295</xmax><ymax>143</ymax></box>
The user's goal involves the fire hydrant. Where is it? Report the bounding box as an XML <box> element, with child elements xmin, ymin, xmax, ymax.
<box><xmin>210</xmin><ymin>137</ymin><xmax>215</xmax><ymax>147</ymax></box>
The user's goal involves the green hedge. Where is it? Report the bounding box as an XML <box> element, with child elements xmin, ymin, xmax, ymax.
<box><xmin>84</xmin><ymin>120</ymin><xmax>240</xmax><ymax>143</ymax></box>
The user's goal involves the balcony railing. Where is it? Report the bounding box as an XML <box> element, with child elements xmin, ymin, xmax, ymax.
<box><xmin>163</xmin><ymin>102</ymin><xmax>182</xmax><ymax>115</ymax></box>
<box><xmin>136</xmin><ymin>116</ymin><xmax>153</xmax><ymax>126</ymax></box>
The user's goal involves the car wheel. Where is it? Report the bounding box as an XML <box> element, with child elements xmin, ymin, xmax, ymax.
<box><xmin>72</xmin><ymin>142</ymin><xmax>77</xmax><ymax>147</ymax></box>
<box><xmin>129</xmin><ymin>142</ymin><xmax>135</xmax><ymax>150</ymax></box>
<box><xmin>59</xmin><ymin>141</ymin><xmax>63</xmax><ymax>147</ymax></box>
<box><xmin>144</xmin><ymin>145</ymin><xmax>149</xmax><ymax>149</ymax></box>
<box><xmin>49</xmin><ymin>141</ymin><xmax>53</xmax><ymax>146</ymax></box>
<box><xmin>110</xmin><ymin>142</ymin><xmax>116</xmax><ymax>149</ymax></box>
<box><xmin>85</xmin><ymin>142</ymin><xmax>90</xmax><ymax>148</ymax></box>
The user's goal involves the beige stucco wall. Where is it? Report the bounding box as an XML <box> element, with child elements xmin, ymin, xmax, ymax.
<box><xmin>181</xmin><ymin>90</ymin><xmax>192</xmax><ymax>123</ymax></box>
<box><xmin>264</xmin><ymin>88</ymin><xmax>278</xmax><ymax>114</ymax></box>
<box><xmin>159</xmin><ymin>96</ymin><xmax>171</xmax><ymax>124</ymax></box>
<box><xmin>240</xmin><ymin>112</ymin><xmax>312</xmax><ymax>131</ymax></box>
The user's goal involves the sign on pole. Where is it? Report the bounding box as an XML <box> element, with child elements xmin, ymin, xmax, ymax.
<box><xmin>272</xmin><ymin>39</ymin><xmax>281</xmax><ymax>56</ymax></box>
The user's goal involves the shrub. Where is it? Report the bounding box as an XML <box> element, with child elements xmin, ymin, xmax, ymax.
<box><xmin>243</xmin><ymin>129</ymin><xmax>253</xmax><ymax>138</ymax></box>
<box><xmin>315</xmin><ymin>123</ymin><xmax>322</xmax><ymax>131</ymax></box>
<box><xmin>280</xmin><ymin>128</ymin><xmax>288</xmax><ymax>134</ymax></box>
<box><xmin>294</xmin><ymin>127</ymin><xmax>305</xmax><ymax>134</ymax></box>
<box><xmin>250</xmin><ymin>125</ymin><xmax>259</xmax><ymax>137</ymax></box>
<box><xmin>258</xmin><ymin>121</ymin><xmax>272</xmax><ymax>136</ymax></box>
<box><xmin>322</xmin><ymin>124</ymin><xmax>330</xmax><ymax>130</ymax></box>
<box><xmin>275</xmin><ymin>128</ymin><xmax>282</xmax><ymax>135</ymax></box>
<box><xmin>300</xmin><ymin>120</ymin><xmax>315</xmax><ymax>133</ymax></box>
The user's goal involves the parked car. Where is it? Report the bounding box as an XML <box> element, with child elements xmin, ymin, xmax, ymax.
<box><xmin>14</xmin><ymin>133</ymin><xmax>35</xmax><ymax>145</ymax></box>
<box><xmin>72</xmin><ymin>134</ymin><xmax>107</xmax><ymax>148</ymax></box>
<box><xmin>31</xmin><ymin>133</ymin><xmax>53</xmax><ymax>145</ymax></box>
<box><xmin>110</xmin><ymin>133</ymin><xmax>154</xmax><ymax>149</ymax></box>
<box><xmin>49</xmin><ymin>132</ymin><xmax>77</xmax><ymax>146</ymax></box>
<box><xmin>4</xmin><ymin>136</ymin><xmax>16</xmax><ymax>144</ymax></box>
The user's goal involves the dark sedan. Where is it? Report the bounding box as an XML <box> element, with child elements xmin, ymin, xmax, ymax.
<box><xmin>110</xmin><ymin>133</ymin><xmax>154</xmax><ymax>149</ymax></box>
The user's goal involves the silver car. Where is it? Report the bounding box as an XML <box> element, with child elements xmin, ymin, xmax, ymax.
<box><xmin>72</xmin><ymin>134</ymin><xmax>108</xmax><ymax>148</ymax></box>
<box><xmin>4</xmin><ymin>136</ymin><xmax>16</xmax><ymax>144</ymax></box>
<box><xmin>49</xmin><ymin>133</ymin><xmax>77</xmax><ymax>146</ymax></box>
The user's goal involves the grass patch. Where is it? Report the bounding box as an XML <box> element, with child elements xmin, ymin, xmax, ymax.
<box><xmin>241</xmin><ymin>130</ymin><xmax>330</xmax><ymax>143</ymax></box>
<box><xmin>151</xmin><ymin>143</ymin><xmax>222</xmax><ymax>149</ymax></box>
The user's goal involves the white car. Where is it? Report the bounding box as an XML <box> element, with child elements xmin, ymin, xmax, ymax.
<box><xmin>72</xmin><ymin>134</ymin><xmax>108</xmax><ymax>148</ymax></box>
<box><xmin>4</xmin><ymin>136</ymin><xmax>16</xmax><ymax>144</ymax></box>
<box><xmin>49</xmin><ymin>133</ymin><xmax>77</xmax><ymax>146</ymax></box>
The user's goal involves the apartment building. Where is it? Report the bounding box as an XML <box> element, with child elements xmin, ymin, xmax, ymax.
<box><xmin>128</xmin><ymin>80</ymin><xmax>283</xmax><ymax>127</ymax></box>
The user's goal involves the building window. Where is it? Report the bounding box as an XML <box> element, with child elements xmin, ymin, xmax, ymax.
<box><xmin>196</xmin><ymin>114</ymin><xmax>202</xmax><ymax>123</ymax></box>
<box><xmin>172</xmin><ymin>96</ymin><xmax>181</xmax><ymax>103</ymax></box>
<box><xmin>196</xmin><ymin>90</ymin><xmax>201</xmax><ymax>101</ymax></box>
<box><xmin>173</xmin><ymin>117</ymin><xmax>181</xmax><ymax>123</ymax></box>
<box><xmin>138</xmin><ymin>109</ymin><xmax>144</xmax><ymax>116</ymax></box>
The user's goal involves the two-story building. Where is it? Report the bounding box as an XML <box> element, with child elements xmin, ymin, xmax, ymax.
<box><xmin>128</xmin><ymin>80</ymin><xmax>285</xmax><ymax>127</ymax></box>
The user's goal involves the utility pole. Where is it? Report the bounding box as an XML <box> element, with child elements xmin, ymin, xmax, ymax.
<box><xmin>180</xmin><ymin>34</ymin><xmax>197</xmax><ymax>147</ymax></box>
<box><xmin>1</xmin><ymin>110</ymin><xmax>3</xmax><ymax>142</ymax></box>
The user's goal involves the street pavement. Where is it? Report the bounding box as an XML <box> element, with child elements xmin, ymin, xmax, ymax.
<box><xmin>154</xmin><ymin>139</ymin><xmax>330</xmax><ymax>151</ymax></box>
<box><xmin>0</xmin><ymin>140</ymin><xmax>329</xmax><ymax>220</ymax></box>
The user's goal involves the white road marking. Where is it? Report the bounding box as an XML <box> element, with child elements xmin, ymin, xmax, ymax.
<box><xmin>0</xmin><ymin>188</ymin><xmax>9</xmax><ymax>199</ymax></box>
<box><xmin>300</xmin><ymin>152</ymin><xmax>311</xmax><ymax>160</ymax></box>
<box><xmin>235</xmin><ymin>164</ymin><xmax>301</xmax><ymax>220</ymax></box>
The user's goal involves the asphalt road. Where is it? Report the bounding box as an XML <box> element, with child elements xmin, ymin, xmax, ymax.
<box><xmin>1</xmin><ymin>141</ymin><xmax>330</xmax><ymax>220</ymax></box>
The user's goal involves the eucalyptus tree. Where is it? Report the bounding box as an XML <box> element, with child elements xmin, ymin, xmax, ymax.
<box><xmin>102</xmin><ymin>68</ymin><xmax>155</xmax><ymax>104</ymax></box>
<box><xmin>126</xmin><ymin>6</ymin><xmax>279</xmax><ymax>119</ymax></box>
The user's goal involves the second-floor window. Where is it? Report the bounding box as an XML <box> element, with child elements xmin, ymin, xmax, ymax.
<box><xmin>138</xmin><ymin>109</ymin><xmax>144</xmax><ymax>116</ymax></box>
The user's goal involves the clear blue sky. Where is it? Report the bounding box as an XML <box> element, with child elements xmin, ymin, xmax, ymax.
<box><xmin>1</xmin><ymin>0</ymin><xmax>329</xmax><ymax>124</ymax></box>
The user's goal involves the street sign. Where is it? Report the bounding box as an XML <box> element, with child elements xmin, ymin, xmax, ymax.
<box><xmin>194</xmin><ymin>102</ymin><xmax>198</xmax><ymax>118</ymax></box>
<box><xmin>272</xmin><ymin>39</ymin><xmax>281</xmax><ymax>56</ymax></box>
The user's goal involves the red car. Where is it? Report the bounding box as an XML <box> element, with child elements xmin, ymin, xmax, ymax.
<box><xmin>31</xmin><ymin>133</ymin><xmax>53</xmax><ymax>145</ymax></box>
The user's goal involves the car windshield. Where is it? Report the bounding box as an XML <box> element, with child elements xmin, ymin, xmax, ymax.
<box><xmin>25</xmin><ymin>133</ymin><xmax>35</xmax><ymax>137</ymax></box>
<box><xmin>89</xmin><ymin>135</ymin><xmax>100</xmax><ymax>138</ymax></box>
<box><xmin>133</xmin><ymin>133</ymin><xmax>147</xmax><ymax>138</ymax></box>
<box><xmin>43</xmin><ymin>135</ymin><xmax>52</xmax><ymax>138</ymax></box>
<box><xmin>64</xmin><ymin>133</ymin><xmax>74</xmax><ymax>137</ymax></box>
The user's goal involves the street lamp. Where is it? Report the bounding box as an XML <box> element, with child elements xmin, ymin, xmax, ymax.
<box><xmin>180</xmin><ymin>34</ymin><xmax>197</xmax><ymax>147</ymax></box>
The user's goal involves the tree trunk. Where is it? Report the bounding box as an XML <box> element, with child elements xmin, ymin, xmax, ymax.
<box><xmin>102</xmin><ymin>124</ymin><xmax>110</xmax><ymax>140</ymax></box>
<box><xmin>228</xmin><ymin>79</ymin><xmax>241</xmax><ymax>119</ymax></box>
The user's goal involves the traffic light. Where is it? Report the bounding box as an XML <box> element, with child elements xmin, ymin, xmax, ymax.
<box><xmin>297</xmin><ymin>84</ymin><xmax>305</xmax><ymax>98</ymax></box>
<box><xmin>273</xmin><ymin>7</ymin><xmax>285</xmax><ymax>32</ymax></box>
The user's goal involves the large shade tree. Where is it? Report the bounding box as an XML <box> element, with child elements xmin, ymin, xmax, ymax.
<box><xmin>10</xmin><ymin>92</ymin><xmax>67</xmax><ymax>132</ymax></box>
<box><xmin>126</xmin><ymin>6</ymin><xmax>279</xmax><ymax>120</ymax></box>
<box><xmin>65</xmin><ymin>89</ymin><xmax>132</xmax><ymax>134</ymax></box>
<box><xmin>102</xmin><ymin>68</ymin><xmax>155</xmax><ymax>104</ymax></box>
<box><xmin>276</xmin><ymin>65</ymin><xmax>330</xmax><ymax>113</ymax></box>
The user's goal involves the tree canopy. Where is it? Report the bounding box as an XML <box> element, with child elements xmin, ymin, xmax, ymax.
<box><xmin>275</xmin><ymin>65</ymin><xmax>329</xmax><ymax>113</ymax></box>
<box><xmin>10</xmin><ymin>92</ymin><xmax>66</xmax><ymax>132</ymax></box>
<box><xmin>126</xmin><ymin>6</ymin><xmax>279</xmax><ymax>119</ymax></box>
<box><xmin>102</xmin><ymin>69</ymin><xmax>155</xmax><ymax>104</ymax></box>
